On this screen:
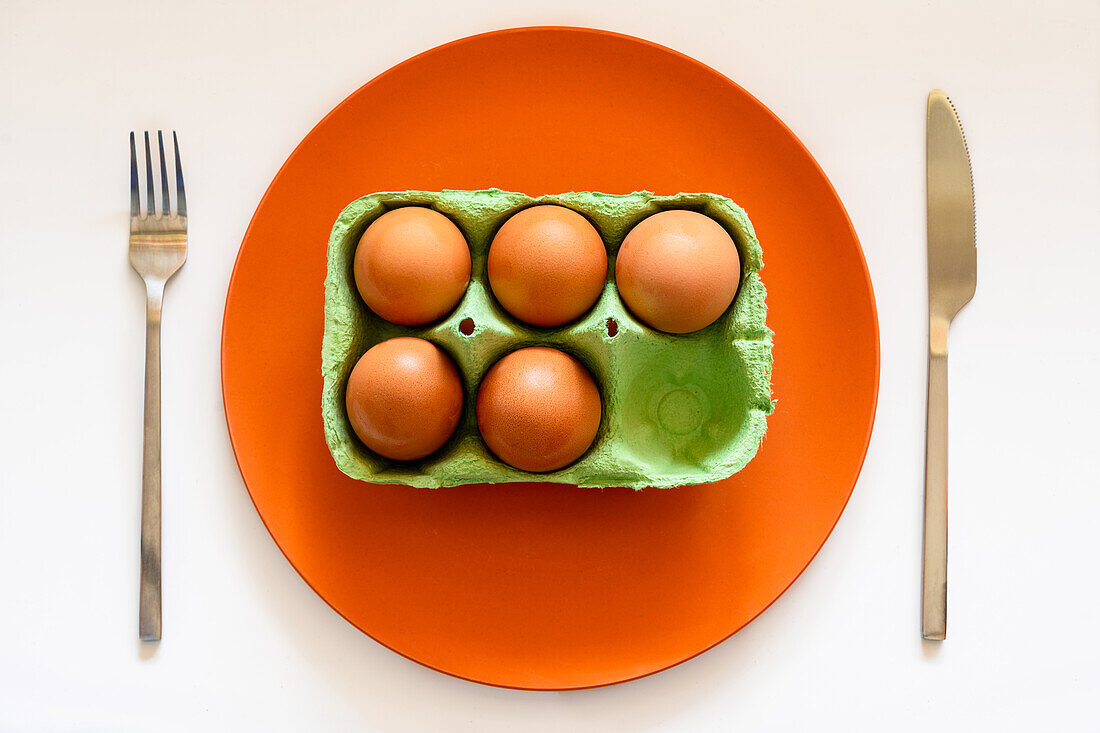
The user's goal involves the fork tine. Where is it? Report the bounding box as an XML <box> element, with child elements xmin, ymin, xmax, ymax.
<box><xmin>157</xmin><ymin>131</ymin><xmax>170</xmax><ymax>216</ymax></box>
<box><xmin>130</xmin><ymin>132</ymin><xmax>140</xmax><ymax>217</ymax></box>
<box><xmin>173</xmin><ymin>132</ymin><xmax>187</xmax><ymax>218</ymax></box>
<box><xmin>144</xmin><ymin>132</ymin><xmax>154</xmax><ymax>216</ymax></box>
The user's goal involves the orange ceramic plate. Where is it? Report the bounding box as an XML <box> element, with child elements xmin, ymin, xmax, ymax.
<box><xmin>222</xmin><ymin>27</ymin><xmax>879</xmax><ymax>690</ymax></box>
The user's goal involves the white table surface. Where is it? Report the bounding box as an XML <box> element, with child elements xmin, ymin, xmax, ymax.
<box><xmin>2</xmin><ymin>1</ymin><xmax>1098</xmax><ymax>730</ymax></box>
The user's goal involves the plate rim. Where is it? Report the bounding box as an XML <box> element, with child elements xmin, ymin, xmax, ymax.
<box><xmin>220</xmin><ymin>24</ymin><xmax>881</xmax><ymax>691</ymax></box>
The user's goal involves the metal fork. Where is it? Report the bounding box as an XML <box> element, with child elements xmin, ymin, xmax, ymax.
<box><xmin>129</xmin><ymin>131</ymin><xmax>187</xmax><ymax>641</ymax></box>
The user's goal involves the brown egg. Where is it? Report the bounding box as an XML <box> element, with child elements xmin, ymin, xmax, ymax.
<box><xmin>354</xmin><ymin>207</ymin><xmax>471</xmax><ymax>325</ymax></box>
<box><xmin>488</xmin><ymin>205</ymin><xmax>607</xmax><ymax>327</ymax></box>
<box><xmin>345</xmin><ymin>337</ymin><xmax>463</xmax><ymax>461</ymax></box>
<box><xmin>476</xmin><ymin>347</ymin><xmax>602</xmax><ymax>472</ymax></box>
<box><xmin>615</xmin><ymin>210</ymin><xmax>741</xmax><ymax>333</ymax></box>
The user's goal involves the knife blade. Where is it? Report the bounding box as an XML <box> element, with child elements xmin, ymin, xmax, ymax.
<box><xmin>922</xmin><ymin>90</ymin><xmax>976</xmax><ymax>640</ymax></box>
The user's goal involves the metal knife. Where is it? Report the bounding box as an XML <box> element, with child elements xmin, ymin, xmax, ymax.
<box><xmin>922</xmin><ymin>90</ymin><xmax>976</xmax><ymax>640</ymax></box>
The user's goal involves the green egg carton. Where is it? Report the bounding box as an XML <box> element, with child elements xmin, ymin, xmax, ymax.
<box><xmin>322</xmin><ymin>189</ymin><xmax>773</xmax><ymax>489</ymax></box>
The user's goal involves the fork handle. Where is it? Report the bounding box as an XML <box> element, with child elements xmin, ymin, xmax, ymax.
<box><xmin>922</xmin><ymin>317</ymin><xmax>949</xmax><ymax>640</ymax></box>
<box><xmin>139</xmin><ymin>284</ymin><xmax>164</xmax><ymax>641</ymax></box>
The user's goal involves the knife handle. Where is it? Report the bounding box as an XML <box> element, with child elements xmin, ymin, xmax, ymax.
<box><xmin>922</xmin><ymin>318</ymin><xmax>949</xmax><ymax>640</ymax></box>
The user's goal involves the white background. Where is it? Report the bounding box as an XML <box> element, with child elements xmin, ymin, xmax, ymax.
<box><xmin>2</xmin><ymin>1</ymin><xmax>1098</xmax><ymax>730</ymax></box>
